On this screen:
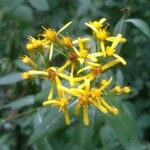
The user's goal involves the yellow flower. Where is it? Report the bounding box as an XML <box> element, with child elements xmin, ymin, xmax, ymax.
<box><xmin>43</xmin><ymin>98</ymin><xmax>70</xmax><ymax>125</ymax></box>
<box><xmin>104</xmin><ymin>34</ymin><xmax>126</xmax><ymax>65</ymax></box>
<box><xmin>60</xmin><ymin>78</ymin><xmax>119</xmax><ymax>125</ymax></box>
<box><xmin>60</xmin><ymin>36</ymin><xmax>73</xmax><ymax>48</ymax></box>
<box><xmin>21</xmin><ymin>55</ymin><xmax>37</xmax><ymax>68</ymax></box>
<box><xmin>26</xmin><ymin>36</ymin><xmax>46</xmax><ymax>52</ymax></box>
<box><xmin>85</xmin><ymin>18</ymin><xmax>107</xmax><ymax>31</ymax></box>
<box><xmin>73</xmin><ymin>37</ymin><xmax>102</xmax><ymax>64</ymax></box>
<box><xmin>85</xmin><ymin>19</ymin><xmax>126</xmax><ymax>56</ymax></box>
<box><xmin>42</xmin><ymin>22</ymin><xmax>72</xmax><ymax>60</ymax></box>
<box><xmin>77</xmin><ymin>59</ymin><xmax>122</xmax><ymax>81</ymax></box>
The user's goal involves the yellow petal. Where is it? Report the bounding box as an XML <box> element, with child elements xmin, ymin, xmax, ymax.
<box><xmin>100</xmin><ymin>98</ymin><xmax>117</xmax><ymax>113</ymax></box>
<box><xmin>70</xmin><ymin>64</ymin><xmax>75</xmax><ymax>87</ymax></box>
<box><xmin>73</xmin><ymin>38</ymin><xmax>90</xmax><ymax>44</ymax></box>
<box><xmin>84</xmin><ymin>79</ymin><xmax>90</xmax><ymax>92</ymax></box>
<box><xmin>111</xmin><ymin>34</ymin><xmax>121</xmax><ymax>50</ymax></box>
<box><xmin>29</xmin><ymin>70</ymin><xmax>48</xmax><ymax>76</ymax></box>
<box><xmin>78</xmin><ymin>37</ymin><xmax>84</xmax><ymax>50</ymax></box>
<box><xmin>77</xmin><ymin>66</ymin><xmax>91</xmax><ymax>74</ymax></box>
<box><xmin>99</xmin><ymin>77</ymin><xmax>112</xmax><ymax>91</ymax></box>
<box><xmin>74</xmin><ymin>102</ymin><xmax>81</xmax><ymax>115</ymax></box>
<box><xmin>89</xmin><ymin>52</ymin><xmax>103</xmax><ymax>57</ymax></box>
<box><xmin>78</xmin><ymin>58</ymin><xmax>84</xmax><ymax>64</ymax></box>
<box><xmin>85</xmin><ymin>23</ymin><xmax>98</xmax><ymax>33</ymax></box>
<box><xmin>92</xmin><ymin>100</ymin><xmax>108</xmax><ymax>113</ymax></box>
<box><xmin>83</xmin><ymin>105</ymin><xmax>89</xmax><ymax>125</ymax></box>
<box><xmin>58</xmin><ymin>73</ymin><xmax>70</xmax><ymax>80</ymax></box>
<box><xmin>57</xmin><ymin>21</ymin><xmax>72</xmax><ymax>34</ymax></box>
<box><xmin>43</xmin><ymin>100</ymin><xmax>57</xmax><ymax>106</ymax></box>
<box><xmin>113</xmin><ymin>54</ymin><xmax>126</xmax><ymax>65</ymax></box>
<box><xmin>100</xmin><ymin>41</ymin><xmax>106</xmax><ymax>57</ymax></box>
<box><xmin>63</xmin><ymin>108</ymin><xmax>70</xmax><ymax>125</ymax></box>
<box><xmin>58</xmin><ymin>61</ymin><xmax>71</xmax><ymax>72</ymax></box>
<box><xmin>59</xmin><ymin>85</ymin><xmax>81</xmax><ymax>97</ymax></box>
<box><xmin>55</xmin><ymin>77</ymin><xmax>65</xmax><ymax>98</ymax></box>
<box><xmin>102</xmin><ymin>59</ymin><xmax>120</xmax><ymax>71</ymax></box>
<box><xmin>87</xmin><ymin>55</ymin><xmax>97</xmax><ymax>62</ymax></box>
<box><xmin>73</xmin><ymin>47</ymin><xmax>80</xmax><ymax>56</ymax></box>
<box><xmin>106</xmin><ymin>36</ymin><xmax>126</xmax><ymax>43</ymax></box>
<box><xmin>99</xmin><ymin>18</ymin><xmax>107</xmax><ymax>24</ymax></box>
<box><xmin>49</xmin><ymin>43</ymin><xmax>54</xmax><ymax>60</ymax></box>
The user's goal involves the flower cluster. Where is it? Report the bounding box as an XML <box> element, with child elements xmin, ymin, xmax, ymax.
<box><xmin>21</xmin><ymin>18</ymin><xmax>130</xmax><ymax>125</ymax></box>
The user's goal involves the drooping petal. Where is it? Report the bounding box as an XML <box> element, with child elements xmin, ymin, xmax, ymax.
<box><xmin>55</xmin><ymin>77</ymin><xmax>65</xmax><ymax>98</ymax></box>
<box><xmin>92</xmin><ymin>100</ymin><xmax>108</xmax><ymax>113</ymax></box>
<box><xmin>63</xmin><ymin>108</ymin><xmax>70</xmax><ymax>125</ymax></box>
<box><xmin>113</xmin><ymin>54</ymin><xmax>126</xmax><ymax>65</ymax></box>
<box><xmin>83</xmin><ymin>105</ymin><xmax>89</xmax><ymax>125</ymax></box>
<box><xmin>57</xmin><ymin>21</ymin><xmax>72</xmax><ymax>35</ymax></box>
<box><xmin>74</xmin><ymin>102</ymin><xmax>81</xmax><ymax>115</ymax></box>
<box><xmin>100</xmin><ymin>98</ymin><xmax>118</xmax><ymax>114</ymax></box>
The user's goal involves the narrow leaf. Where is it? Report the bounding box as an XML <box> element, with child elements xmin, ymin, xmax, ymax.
<box><xmin>126</xmin><ymin>18</ymin><xmax>150</xmax><ymax>38</ymax></box>
<box><xmin>0</xmin><ymin>72</ymin><xmax>22</xmax><ymax>85</ymax></box>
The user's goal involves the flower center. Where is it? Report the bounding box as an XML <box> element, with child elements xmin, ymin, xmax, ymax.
<box><xmin>80</xmin><ymin>50</ymin><xmax>88</xmax><ymax>58</ymax></box>
<box><xmin>80</xmin><ymin>94</ymin><xmax>90</xmax><ymax>105</ymax></box>
<box><xmin>58</xmin><ymin>98</ymin><xmax>68</xmax><ymax>108</ymax></box>
<box><xmin>92</xmin><ymin>65</ymin><xmax>103</xmax><ymax>75</ymax></box>
<box><xmin>106</xmin><ymin>46</ymin><xmax>115</xmax><ymax>56</ymax></box>
<box><xmin>43</xmin><ymin>28</ymin><xmax>57</xmax><ymax>42</ymax></box>
<box><xmin>46</xmin><ymin>67</ymin><xmax>57</xmax><ymax>80</ymax></box>
<box><xmin>95</xmin><ymin>29</ymin><xmax>109</xmax><ymax>41</ymax></box>
<box><xmin>69</xmin><ymin>52</ymin><xmax>78</xmax><ymax>63</ymax></box>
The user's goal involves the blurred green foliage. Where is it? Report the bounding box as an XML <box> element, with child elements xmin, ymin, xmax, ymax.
<box><xmin>0</xmin><ymin>0</ymin><xmax>150</xmax><ymax>149</ymax></box>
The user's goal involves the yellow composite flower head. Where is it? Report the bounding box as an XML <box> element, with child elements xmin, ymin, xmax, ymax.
<box><xmin>21</xmin><ymin>18</ymin><xmax>131</xmax><ymax>125</ymax></box>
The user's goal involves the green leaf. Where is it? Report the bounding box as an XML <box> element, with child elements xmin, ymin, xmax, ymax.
<box><xmin>28</xmin><ymin>101</ymin><xmax>76</xmax><ymax>144</ymax></box>
<box><xmin>0</xmin><ymin>72</ymin><xmax>22</xmax><ymax>85</ymax></box>
<box><xmin>33</xmin><ymin>111</ymin><xmax>53</xmax><ymax>150</ymax></box>
<box><xmin>114</xmin><ymin>16</ymin><xmax>126</xmax><ymax>36</ymax></box>
<box><xmin>2</xmin><ymin>95</ymin><xmax>34</xmax><ymax>109</ymax></box>
<box><xmin>29</xmin><ymin>0</ymin><xmax>49</xmax><ymax>11</ymax></box>
<box><xmin>126</xmin><ymin>18</ymin><xmax>150</xmax><ymax>38</ymax></box>
<box><xmin>12</xmin><ymin>5</ymin><xmax>33</xmax><ymax>22</ymax></box>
